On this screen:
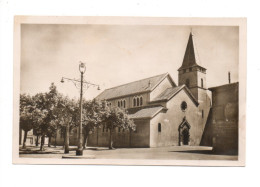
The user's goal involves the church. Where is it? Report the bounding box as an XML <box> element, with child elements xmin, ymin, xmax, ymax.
<box><xmin>87</xmin><ymin>32</ymin><xmax>211</xmax><ymax>148</ymax></box>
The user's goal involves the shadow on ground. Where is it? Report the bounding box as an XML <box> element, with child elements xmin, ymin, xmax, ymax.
<box><xmin>170</xmin><ymin>150</ymin><xmax>212</xmax><ymax>154</ymax></box>
<box><xmin>85</xmin><ymin>147</ymin><xmax>111</xmax><ymax>151</ymax></box>
<box><xmin>19</xmin><ymin>150</ymin><xmax>62</xmax><ymax>154</ymax></box>
<box><xmin>170</xmin><ymin>150</ymin><xmax>238</xmax><ymax>156</ymax></box>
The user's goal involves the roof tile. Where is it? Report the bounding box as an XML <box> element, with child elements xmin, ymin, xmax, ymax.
<box><xmin>128</xmin><ymin>106</ymin><xmax>164</xmax><ymax>119</ymax></box>
<box><xmin>96</xmin><ymin>73</ymin><xmax>169</xmax><ymax>100</ymax></box>
<box><xmin>152</xmin><ymin>86</ymin><xmax>183</xmax><ymax>102</ymax></box>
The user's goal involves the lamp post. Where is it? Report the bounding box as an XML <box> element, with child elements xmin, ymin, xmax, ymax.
<box><xmin>61</xmin><ymin>62</ymin><xmax>100</xmax><ymax>156</ymax></box>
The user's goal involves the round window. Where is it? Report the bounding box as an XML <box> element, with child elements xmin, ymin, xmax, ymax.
<box><xmin>181</xmin><ymin>101</ymin><xmax>187</xmax><ymax>111</ymax></box>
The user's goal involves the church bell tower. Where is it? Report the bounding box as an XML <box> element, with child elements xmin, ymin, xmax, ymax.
<box><xmin>178</xmin><ymin>31</ymin><xmax>211</xmax><ymax>137</ymax></box>
<box><xmin>178</xmin><ymin>32</ymin><xmax>207</xmax><ymax>99</ymax></box>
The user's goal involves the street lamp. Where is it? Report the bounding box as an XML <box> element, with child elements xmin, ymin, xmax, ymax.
<box><xmin>61</xmin><ymin>62</ymin><xmax>100</xmax><ymax>156</ymax></box>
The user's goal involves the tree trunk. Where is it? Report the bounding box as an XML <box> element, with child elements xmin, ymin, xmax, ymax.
<box><xmin>63</xmin><ymin>135</ymin><xmax>65</xmax><ymax>148</ymax></box>
<box><xmin>36</xmin><ymin>135</ymin><xmax>39</xmax><ymax>146</ymax></box>
<box><xmin>64</xmin><ymin>124</ymin><xmax>70</xmax><ymax>154</ymax></box>
<box><xmin>19</xmin><ymin>127</ymin><xmax>22</xmax><ymax>145</ymax></box>
<box><xmin>83</xmin><ymin>132</ymin><xmax>88</xmax><ymax>149</ymax></box>
<box><xmin>129</xmin><ymin>129</ymin><xmax>131</xmax><ymax>148</ymax></box>
<box><xmin>109</xmin><ymin>127</ymin><xmax>114</xmax><ymax>149</ymax></box>
<box><xmin>40</xmin><ymin>134</ymin><xmax>45</xmax><ymax>151</ymax></box>
<box><xmin>48</xmin><ymin>136</ymin><xmax>51</xmax><ymax>147</ymax></box>
<box><xmin>54</xmin><ymin>136</ymin><xmax>57</xmax><ymax>148</ymax></box>
<box><xmin>22</xmin><ymin>130</ymin><xmax>28</xmax><ymax>149</ymax></box>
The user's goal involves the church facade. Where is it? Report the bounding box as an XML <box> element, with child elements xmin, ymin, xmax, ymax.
<box><xmin>87</xmin><ymin>32</ymin><xmax>211</xmax><ymax>148</ymax></box>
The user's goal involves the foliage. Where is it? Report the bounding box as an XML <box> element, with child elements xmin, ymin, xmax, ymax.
<box><xmin>100</xmin><ymin>101</ymin><xmax>136</xmax><ymax>149</ymax></box>
<box><xmin>54</xmin><ymin>95</ymin><xmax>78</xmax><ymax>134</ymax></box>
<box><xmin>33</xmin><ymin>84</ymin><xmax>59</xmax><ymax>136</ymax></box>
<box><xmin>81</xmin><ymin>100</ymin><xmax>136</xmax><ymax>149</ymax></box>
<box><xmin>20</xmin><ymin>94</ymin><xmax>35</xmax><ymax>132</ymax></box>
<box><xmin>20</xmin><ymin>83</ymin><xmax>136</xmax><ymax>151</ymax></box>
<box><xmin>82</xmin><ymin>99</ymin><xmax>104</xmax><ymax>131</ymax></box>
<box><xmin>102</xmin><ymin>103</ymin><xmax>135</xmax><ymax>131</ymax></box>
<box><xmin>33</xmin><ymin>83</ymin><xmax>60</xmax><ymax>150</ymax></box>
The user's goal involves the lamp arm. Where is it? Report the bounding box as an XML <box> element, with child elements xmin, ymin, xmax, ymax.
<box><xmin>62</xmin><ymin>77</ymin><xmax>99</xmax><ymax>87</ymax></box>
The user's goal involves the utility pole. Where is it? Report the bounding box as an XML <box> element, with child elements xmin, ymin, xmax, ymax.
<box><xmin>228</xmin><ymin>71</ymin><xmax>231</xmax><ymax>84</ymax></box>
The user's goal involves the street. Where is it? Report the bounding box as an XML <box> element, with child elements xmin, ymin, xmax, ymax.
<box><xmin>19</xmin><ymin>146</ymin><xmax>238</xmax><ymax>160</ymax></box>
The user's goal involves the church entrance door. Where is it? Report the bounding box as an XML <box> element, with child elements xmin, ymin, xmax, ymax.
<box><xmin>182</xmin><ymin>128</ymin><xmax>190</xmax><ymax>145</ymax></box>
<box><xmin>178</xmin><ymin>117</ymin><xmax>191</xmax><ymax>146</ymax></box>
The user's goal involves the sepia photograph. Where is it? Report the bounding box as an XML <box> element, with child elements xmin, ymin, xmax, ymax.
<box><xmin>13</xmin><ymin>16</ymin><xmax>246</xmax><ymax>166</ymax></box>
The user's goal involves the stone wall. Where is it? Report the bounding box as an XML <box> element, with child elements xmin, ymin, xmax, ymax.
<box><xmin>51</xmin><ymin>129</ymin><xmax>78</xmax><ymax>146</ymax></box>
<box><xmin>204</xmin><ymin>82</ymin><xmax>239</xmax><ymax>155</ymax></box>
<box><xmin>87</xmin><ymin>119</ymin><xmax>150</xmax><ymax>148</ymax></box>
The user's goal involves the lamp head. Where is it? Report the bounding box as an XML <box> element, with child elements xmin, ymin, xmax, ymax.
<box><xmin>79</xmin><ymin>62</ymin><xmax>86</xmax><ymax>74</ymax></box>
<box><xmin>97</xmin><ymin>86</ymin><xmax>100</xmax><ymax>90</ymax></box>
<box><xmin>61</xmin><ymin>77</ymin><xmax>64</xmax><ymax>83</ymax></box>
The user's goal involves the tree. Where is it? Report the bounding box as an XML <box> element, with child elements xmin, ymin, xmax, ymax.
<box><xmin>54</xmin><ymin>95</ymin><xmax>78</xmax><ymax>153</ymax></box>
<box><xmin>102</xmin><ymin>104</ymin><xmax>136</xmax><ymax>149</ymax></box>
<box><xmin>20</xmin><ymin>94</ymin><xmax>47</xmax><ymax>149</ymax></box>
<box><xmin>81</xmin><ymin>99</ymin><xmax>104</xmax><ymax>149</ymax></box>
<box><xmin>20</xmin><ymin>94</ymin><xmax>34</xmax><ymax>149</ymax></box>
<box><xmin>34</xmin><ymin>83</ymin><xmax>59</xmax><ymax>151</ymax></box>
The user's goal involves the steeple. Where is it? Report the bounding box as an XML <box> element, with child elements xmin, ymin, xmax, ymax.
<box><xmin>178</xmin><ymin>31</ymin><xmax>207</xmax><ymax>97</ymax></box>
<box><xmin>178</xmin><ymin>32</ymin><xmax>204</xmax><ymax>71</ymax></box>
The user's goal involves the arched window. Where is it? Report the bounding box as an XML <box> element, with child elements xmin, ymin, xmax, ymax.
<box><xmin>158</xmin><ymin>123</ymin><xmax>161</xmax><ymax>132</ymax></box>
<box><xmin>133</xmin><ymin>98</ymin><xmax>136</xmax><ymax>107</ymax></box>
<box><xmin>140</xmin><ymin>97</ymin><xmax>143</xmax><ymax>106</ymax></box>
<box><xmin>123</xmin><ymin>100</ymin><xmax>126</xmax><ymax>108</ymax></box>
<box><xmin>121</xmin><ymin>100</ymin><xmax>123</xmax><ymax>108</ymax></box>
<box><xmin>185</xmin><ymin>79</ymin><xmax>190</xmax><ymax>88</ymax></box>
<box><xmin>201</xmin><ymin>78</ymin><xmax>204</xmax><ymax>88</ymax></box>
<box><xmin>137</xmin><ymin>97</ymin><xmax>140</xmax><ymax>106</ymax></box>
<box><xmin>118</xmin><ymin>101</ymin><xmax>120</xmax><ymax>107</ymax></box>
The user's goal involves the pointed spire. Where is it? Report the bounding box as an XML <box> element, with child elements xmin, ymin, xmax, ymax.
<box><xmin>178</xmin><ymin>32</ymin><xmax>203</xmax><ymax>71</ymax></box>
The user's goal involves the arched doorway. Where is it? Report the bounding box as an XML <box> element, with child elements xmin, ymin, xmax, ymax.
<box><xmin>182</xmin><ymin>128</ymin><xmax>190</xmax><ymax>145</ymax></box>
<box><xmin>178</xmin><ymin>117</ymin><xmax>191</xmax><ymax>146</ymax></box>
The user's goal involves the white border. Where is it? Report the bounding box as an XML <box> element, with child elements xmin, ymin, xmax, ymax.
<box><xmin>13</xmin><ymin>16</ymin><xmax>246</xmax><ymax>166</ymax></box>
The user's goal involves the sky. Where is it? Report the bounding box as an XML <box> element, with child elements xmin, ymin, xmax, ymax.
<box><xmin>21</xmin><ymin>24</ymin><xmax>239</xmax><ymax>100</ymax></box>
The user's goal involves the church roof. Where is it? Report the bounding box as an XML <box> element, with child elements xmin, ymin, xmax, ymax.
<box><xmin>128</xmin><ymin>106</ymin><xmax>164</xmax><ymax>119</ymax></box>
<box><xmin>150</xmin><ymin>85</ymin><xmax>199</xmax><ymax>106</ymax></box>
<box><xmin>178</xmin><ymin>32</ymin><xmax>205</xmax><ymax>71</ymax></box>
<box><xmin>152</xmin><ymin>86</ymin><xmax>183</xmax><ymax>102</ymax></box>
<box><xmin>95</xmin><ymin>73</ymin><xmax>176</xmax><ymax>100</ymax></box>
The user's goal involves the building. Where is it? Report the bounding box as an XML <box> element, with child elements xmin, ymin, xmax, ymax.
<box><xmin>19</xmin><ymin>128</ymin><xmax>35</xmax><ymax>146</ymax></box>
<box><xmin>19</xmin><ymin>128</ymin><xmax>49</xmax><ymax>147</ymax></box>
<box><xmin>201</xmin><ymin>82</ymin><xmax>239</xmax><ymax>154</ymax></box>
<box><xmin>87</xmin><ymin>32</ymin><xmax>211</xmax><ymax>148</ymax></box>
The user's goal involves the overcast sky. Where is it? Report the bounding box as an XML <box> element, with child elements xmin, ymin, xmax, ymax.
<box><xmin>21</xmin><ymin>24</ymin><xmax>238</xmax><ymax>100</ymax></box>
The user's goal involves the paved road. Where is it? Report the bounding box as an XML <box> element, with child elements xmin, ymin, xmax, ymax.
<box><xmin>19</xmin><ymin>146</ymin><xmax>238</xmax><ymax>160</ymax></box>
